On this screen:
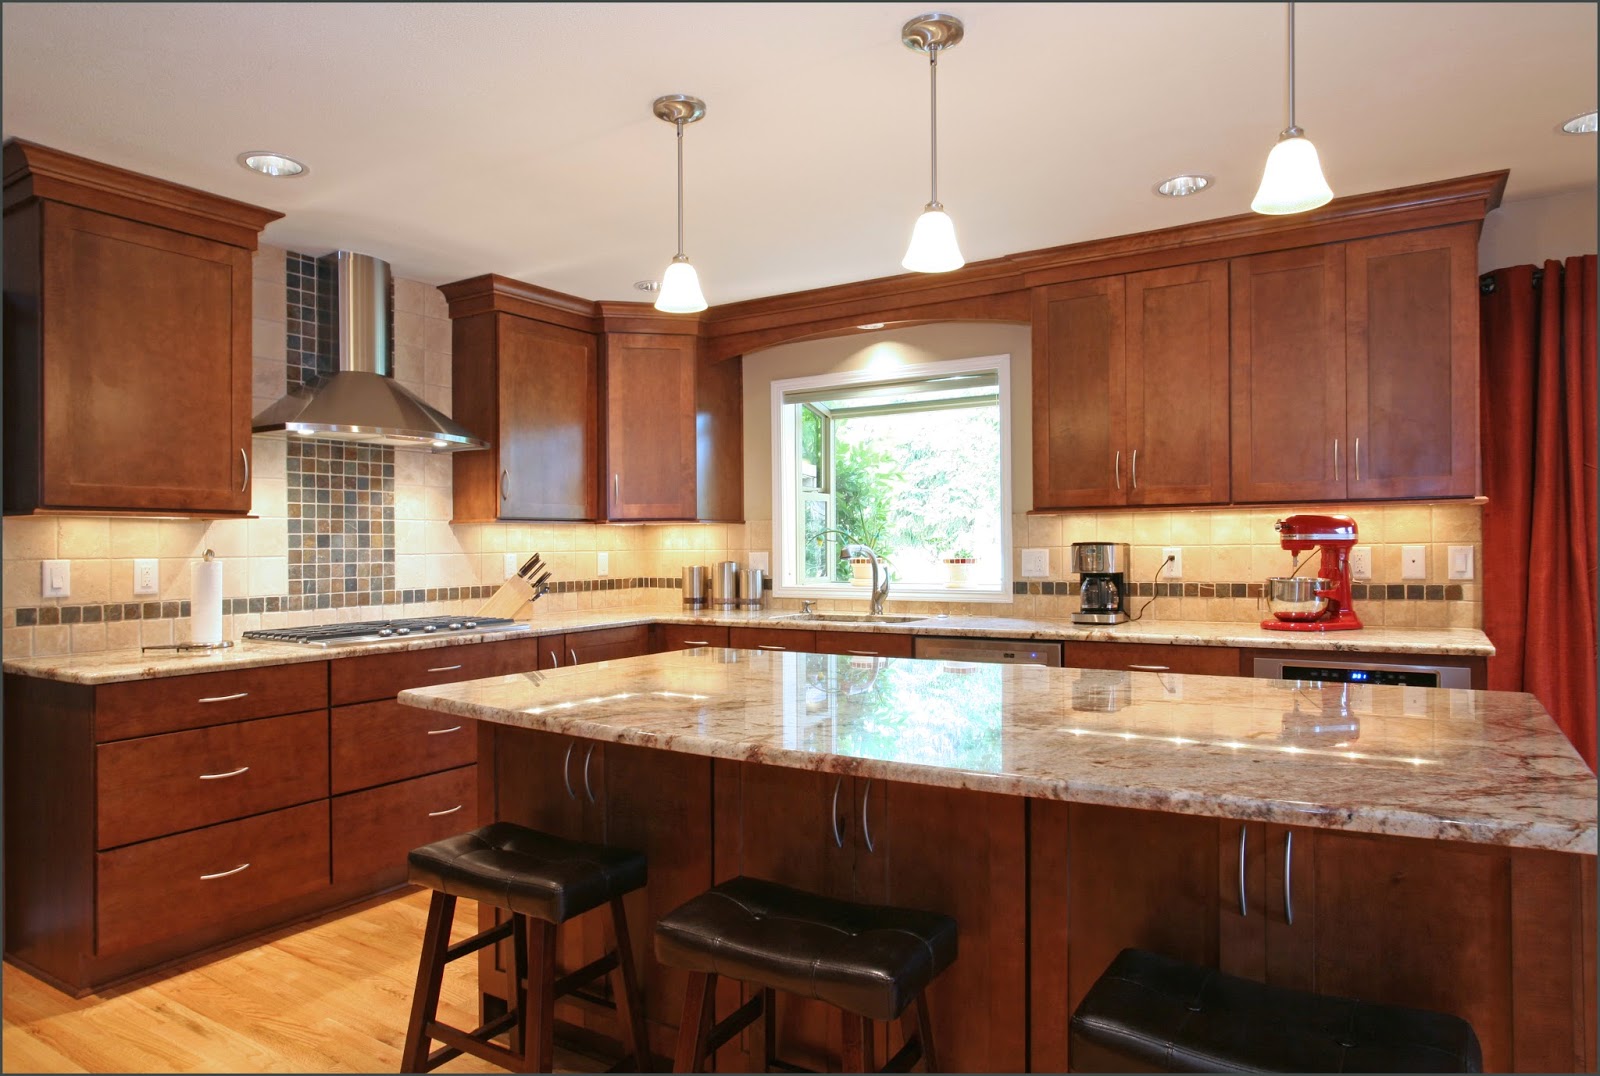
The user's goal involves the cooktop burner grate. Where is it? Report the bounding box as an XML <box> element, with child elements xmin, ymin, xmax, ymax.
<box><xmin>242</xmin><ymin>616</ymin><xmax>525</xmax><ymax>647</ymax></box>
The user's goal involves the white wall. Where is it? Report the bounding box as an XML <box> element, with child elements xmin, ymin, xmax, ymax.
<box><xmin>1478</xmin><ymin>187</ymin><xmax>1598</xmax><ymax>271</ymax></box>
<box><xmin>740</xmin><ymin>322</ymin><xmax>1034</xmax><ymax>519</ymax></box>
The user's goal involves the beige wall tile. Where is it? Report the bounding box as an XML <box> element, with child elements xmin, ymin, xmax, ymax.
<box><xmin>1383</xmin><ymin>506</ymin><xmax>1431</xmax><ymax>543</ymax></box>
<box><xmin>72</xmin><ymin>560</ymin><xmax>110</xmax><ymax>604</ymax></box>
<box><xmin>71</xmin><ymin>622</ymin><xmax>107</xmax><ymax>653</ymax></box>
<box><xmin>108</xmin><ymin>519</ymin><xmax>160</xmax><ymax>559</ymax></box>
<box><xmin>1025</xmin><ymin>514</ymin><xmax>1063</xmax><ymax>547</ymax></box>
<box><xmin>1431</xmin><ymin>504</ymin><xmax>1482</xmax><ymax>542</ymax></box>
<box><xmin>160</xmin><ymin>521</ymin><xmax>209</xmax><ymax>559</ymax></box>
<box><xmin>4</xmin><ymin>626</ymin><xmax>33</xmax><ymax>658</ymax></box>
<box><xmin>1131</xmin><ymin>513</ymin><xmax>1171</xmax><ymax>545</ymax></box>
<box><xmin>1169</xmin><ymin>511</ymin><xmax>1212</xmax><ymax>546</ymax></box>
<box><xmin>1209</xmin><ymin>510</ymin><xmax>1254</xmax><ymax>544</ymax></box>
<box><xmin>4</xmin><ymin>561</ymin><xmax>42</xmax><ymax>607</ymax></box>
<box><xmin>254</xmin><ymin>244</ymin><xmax>286</xmax><ymax>284</ymax></box>
<box><xmin>4</xmin><ymin>517</ymin><xmax>57</xmax><ymax>560</ymax></box>
<box><xmin>105</xmin><ymin>620</ymin><xmax>139</xmax><ymax>651</ymax></box>
<box><xmin>33</xmin><ymin>624</ymin><xmax>70</xmax><ymax>657</ymax></box>
<box><xmin>253</xmin><ymin>317</ymin><xmax>286</xmax><ymax>361</ymax></box>
<box><xmin>58</xmin><ymin>518</ymin><xmax>110</xmax><ymax>559</ymax></box>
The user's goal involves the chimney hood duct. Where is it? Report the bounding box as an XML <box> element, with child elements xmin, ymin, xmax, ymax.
<box><xmin>250</xmin><ymin>251</ymin><xmax>487</xmax><ymax>452</ymax></box>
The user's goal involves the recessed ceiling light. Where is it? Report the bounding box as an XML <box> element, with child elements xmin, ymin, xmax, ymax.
<box><xmin>1155</xmin><ymin>174</ymin><xmax>1214</xmax><ymax>198</ymax></box>
<box><xmin>857</xmin><ymin>323</ymin><xmax>886</xmax><ymax>330</ymax></box>
<box><xmin>634</xmin><ymin>280</ymin><xmax>661</xmax><ymax>292</ymax></box>
<box><xmin>1561</xmin><ymin>110</ymin><xmax>1597</xmax><ymax>134</ymax></box>
<box><xmin>236</xmin><ymin>151</ymin><xmax>307</xmax><ymax>177</ymax></box>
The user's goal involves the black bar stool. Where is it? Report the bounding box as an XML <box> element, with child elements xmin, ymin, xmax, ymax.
<box><xmin>654</xmin><ymin>876</ymin><xmax>957</xmax><ymax>1073</ymax></box>
<box><xmin>400</xmin><ymin>822</ymin><xmax>651</xmax><ymax>1074</ymax></box>
<box><xmin>1070</xmin><ymin>948</ymin><xmax>1483</xmax><ymax>1073</ymax></box>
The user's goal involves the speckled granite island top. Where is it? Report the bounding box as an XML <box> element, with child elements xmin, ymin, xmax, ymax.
<box><xmin>399</xmin><ymin>648</ymin><xmax>1593</xmax><ymax>855</ymax></box>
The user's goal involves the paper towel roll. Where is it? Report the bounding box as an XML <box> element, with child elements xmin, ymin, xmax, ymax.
<box><xmin>191</xmin><ymin>558</ymin><xmax>224</xmax><ymax>645</ymax></box>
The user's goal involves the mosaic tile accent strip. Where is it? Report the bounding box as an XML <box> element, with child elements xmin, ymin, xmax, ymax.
<box><xmin>285</xmin><ymin>252</ymin><xmax>336</xmax><ymax>387</ymax></box>
<box><xmin>286</xmin><ymin>439</ymin><xmax>396</xmax><ymax>611</ymax></box>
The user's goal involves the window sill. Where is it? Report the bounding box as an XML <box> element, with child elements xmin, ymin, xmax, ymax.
<box><xmin>772</xmin><ymin>583</ymin><xmax>1012</xmax><ymax>604</ymax></box>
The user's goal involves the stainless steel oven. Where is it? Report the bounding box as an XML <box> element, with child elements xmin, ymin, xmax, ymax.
<box><xmin>1250</xmin><ymin>654</ymin><xmax>1471</xmax><ymax>689</ymax></box>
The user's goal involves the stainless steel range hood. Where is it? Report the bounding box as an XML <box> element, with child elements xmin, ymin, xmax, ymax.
<box><xmin>251</xmin><ymin>251</ymin><xmax>487</xmax><ymax>452</ymax></box>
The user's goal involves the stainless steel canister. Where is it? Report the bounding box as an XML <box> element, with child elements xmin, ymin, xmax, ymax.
<box><xmin>682</xmin><ymin>565</ymin><xmax>708</xmax><ymax>609</ymax></box>
<box><xmin>711</xmin><ymin>561</ymin><xmax>740</xmax><ymax>608</ymax></box>
<box><xmin>738</xmin><ymin>568</ymin><xmax>765</xmax><ymax>607</ymax></box>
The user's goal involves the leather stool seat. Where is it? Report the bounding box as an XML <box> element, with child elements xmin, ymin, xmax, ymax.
<box><xmin>655</xmin><ymin>875</ymin><xmax>958</xmax><ymax>1022</ymax></box>
<box><xmin>407</xmin><ymin>821</ymin><xmax>646</xmax><ymax>924</ymax></box>
<box><xmin>1071</xmin><ymin>948</ymin><xmax>1483</xmax><ymax>1073</ymax></box>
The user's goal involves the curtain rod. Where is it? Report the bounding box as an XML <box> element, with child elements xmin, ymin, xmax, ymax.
<box><xmin>1478</xmin><ymin>267</ymin><xmax>1546</xmax><ymax>294</ymax></box>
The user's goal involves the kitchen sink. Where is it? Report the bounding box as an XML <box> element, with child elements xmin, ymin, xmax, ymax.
<box><xmin>768</xmin><ymin>613</ymin><xmax>929</xmax><ymax>625</ymax></box>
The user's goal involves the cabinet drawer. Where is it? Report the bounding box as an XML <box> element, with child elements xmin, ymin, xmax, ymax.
<box><xmin>812</xmin><ymin>631</ymin><xmax>914</xmax><ymax>658</ymax></box>
<box><xmin>1062</xmin><ymin>641</ymin><xmax>1240</xmax><ymax>676</ymax></box>
<box><xmin>565</xmin><ymin>624</ymin><xmax>650</xmax><ymax>665</ymax></box>
<box><xmin>330</xmin><ymin>642</ymin><xmax>506</xmax><ymax>706</ymax></box>
<box><xmin>660</xmin><ymin>624</ymin><xmax>730</xmax><ymax>650</ymax></box>
<box><xmin>97</xmin><ymin>709</ymin><xmax>328</xmax><ymax>849</ymax></box>
<box><xmin>728</xmin><ymin>627</ymin><xmax>815</xmax><ymax>652</ymax></box>
<box><xmin>332</xmin><ymin>765</ymin><xmax>478</xmax><ymax>885</ymax></box>
<box><xmin>96</xmin><ymin>800</ymin><xmax>330</xmax><ymax>955</ymax></box>
<box><xmin>330</xmin><ymin>700</ymin><xmax>477</xmax><ymax>794</ymax></box>
<box><xmin>95</xmin><ymin>661</ymin><xmax>328</xmax><ymax>742</ymax></box>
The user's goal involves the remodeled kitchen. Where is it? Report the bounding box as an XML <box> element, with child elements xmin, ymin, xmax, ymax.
<box><xmin>2</xmin><ymin>4</ymin><xmax>1596</xmax><ymax>1075</ymax></box>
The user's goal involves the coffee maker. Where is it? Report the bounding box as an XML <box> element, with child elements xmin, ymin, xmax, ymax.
<box><xmin>1261</xmin><ymin>514</ymin><xmax>1362</xmax><ymax>631</ymax></box>
<box><xmin>1071</xmin><ymin>542</ymin><xmax>1130</xmax><ymax>625</ymax></box>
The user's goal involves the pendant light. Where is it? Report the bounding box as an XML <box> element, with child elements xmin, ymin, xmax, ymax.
<box><xmin>1251</xmin><ymin>1</ymin><xmax>1333</xmax><ymax>215</ymax></box>
<box><xmin>901</xmin><ymin>13</ymin><xmax>965</xmax><ymax>273</ymax></box>
<box><xmin>652</xmin><ymin>94</ymin><xmax>708</xmax><ymax>313</ymax></box>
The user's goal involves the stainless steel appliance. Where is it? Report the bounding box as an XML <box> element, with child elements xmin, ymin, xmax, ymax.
<box><xmin>913</xmin><ymin>636</ymin><xmax>1063</xmax><ymax>666</ymax></box>
<box><xmin>1071</xmin><ymin>542</ymin><xmax>1130</xmax><ymax>625</ymax></box>
<box><xmin>243</xmin><ymin>616</ymin><xmax>527</xmax><ymax>648</ymax></box>
<box><xmin>1250</xmin><ymin>655</ymin><xmax>1471</xmax><ymax>689</ymax></box>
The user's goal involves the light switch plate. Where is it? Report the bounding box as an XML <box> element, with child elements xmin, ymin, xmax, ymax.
<box><xmin>42</xmin><ymin>559</ymin><xmax>70</xmax><ymax>599</ymax></box>
<box><xmin>1401</xmin><ymin>545</ymin><xmax>1427</xmax><ymax>580</ymax></box>
<box><xmin>1349</xmin><ymin>546</ymin><xmax>1372</xmax><ymax>581</ymax></box>
<box><xmin>1161</xmin><ymin>547</ymin><xmax>1183</xmax><ymax>579</ymax></box>
<box><xmin>1021</xmin><ymin>548</ymin><xmax>1049</xmax><ymax>578</ymax></box>
<box><xmin>134</xmin><ymin>559</ymin><xmax>159</xmax><ymax>596</ymax></box>
<box><xmin>1447</xmin><ymin>545</ymin><xmax>1475</xmax><ymax>580</ymax></box>
<box><xmin>597</xmin><ymin>551</ymin><xmax>609</xmax><ymax>576</ymax></box>
<box><xmin>503</xmin><ymin>552</ymin><xmax>519</xmax><ymax>580</ymax></box>
<box><xmin>749</xmin><ymin>551</ymin><xmax>770</xmax><ymax>572</ymax></box>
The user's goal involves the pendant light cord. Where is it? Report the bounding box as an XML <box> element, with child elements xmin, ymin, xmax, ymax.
<box><xmin>928</xmin><ymin>47</ymin><xmax>940</xmax><ymax>207</ymax></box>
<box><xmin>675</xmin><ymin>119</ymin><xmax>686</xmax><ymax>258</ymax></box>
<box><xmin>1287</xmin><ymin>0</ymin><xmax>1296</xmax><ymax>131</ymax></box>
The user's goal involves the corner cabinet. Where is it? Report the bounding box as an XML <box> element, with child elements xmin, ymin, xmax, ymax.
<box><xmin>3</xmin><ymin>140</ymin><xmax>281</xmax><ymax>516</ymax></box>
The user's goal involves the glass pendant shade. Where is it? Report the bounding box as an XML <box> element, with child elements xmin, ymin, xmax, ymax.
<box><xmin>655</xmin><ymin>256</ymin><xmax>707</xmax><ymax>314</ymax></box>
<box><xmin>1250</xmin><ymin>133</ymin><xmax>1333</xmax><ymax>215</ymax></box>
<box><xmin>901</xmin><ymin>205</ymin><xmax>965</xmax><ymax>273</ymax></box>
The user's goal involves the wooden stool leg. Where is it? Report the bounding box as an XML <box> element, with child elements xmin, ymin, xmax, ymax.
<box><xmin>508</xmin><ymin>912</ymin><xmax>529</xmax><ymax>1055</ymax></box>
<box><xmin>400</xmin><ymin>891</ymin><xmax>457</xmax><ymax>1073</ymax></box>
<box><xmin>609</xmin><ymin>896</ymin><xmax>653</xmax><ymax>1072</ymax></box>
<box><xmin>913</xmin><ymin>994</ymin><xmax>939</xmax><ymax>1073</ymax></box>
<box><xmin>673</xmin><ymin>970</ymin><xmax>717</xmax><ymax>1073</ymax></box>
<box><xmin>522</xmin><ymin>917</ymin><xmax>558</xmax><ymax>1073</ymax></box>
<box><xmin>841</xmin><ymin>1013</ymin><xmax>874</xmax><ymax>1073</ymax></box>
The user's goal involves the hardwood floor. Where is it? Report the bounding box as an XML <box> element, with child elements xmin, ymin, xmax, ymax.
<box><xmin>3</xmin><ymin>887</ymin><xmax>607</xmax><ymax>1074</ymax></box>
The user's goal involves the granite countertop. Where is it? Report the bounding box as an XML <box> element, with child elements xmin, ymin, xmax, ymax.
<box><xmin>398</xmin><ymin>648</ymin><xmax>1595</xmax><ymax>855</ymax></box>
<box><xmin>2</xmin><ymin>607</ymin><xmax>1493</xmax><ymax>685</ymax></box>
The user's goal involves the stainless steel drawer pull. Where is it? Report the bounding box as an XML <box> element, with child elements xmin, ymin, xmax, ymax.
<box><xmin>756</xmin><ymin>644</ymin><xmax>787</xmax><ymax>651</ymax></box>
<box><xmin>1353</xmin><ymin>437</ymin><xmax>1361</xmax><ymax>482</ymax></box>
<box><xmin>1131</xmin><ymin>448</ymin><xmax>1139</xmax><ymax>489</ymax></box>
<box><xmin>199</xmin><ymin>765</ymin><xmax>249</xmax><ymax>781</ymax></box>
<box><xmin>1114</xmin><ymin>450</ymin><xmax>1121</xmax><ymax>490</ymax></box>
<box><xmin>198</xmin><ymin>692</ymin><xmax>249</xmax><ymax>704</ymax></box>
<box><xmin>1128</xmin><ymin>664</ymin><xmax>1170</xmax><ymax>672</ymax></box>
<box><xmin>428</xmin><ymin>804</ymin><xmax>463</xmax><ymax>818</ymax></box>
<box><xmin>569</xmin><ymin>649</ymin><xmax>579</xmax><ymax>666</ymax></box>
<box><xmin>613</xmin><ymin>474</ymin><xmax>620</xmax><ymax>504</ymax></box>
<box><xmin>583</xmin><ymin>744</ymin><xmax>597</xmax><ymax>803</ymax></box>
<box><xmin>501</xmin><ymin>470</ymin><xmax>509</xmax><ymax>500</ymax></box>
<box><xmin>861</xmin><ymin>779</ymin><xmax>875</xmax><ymax>853</ymax></box>
<box><xmin>1237</xmin><ymin>826</ymin><xmax>1248</xmax><ymax>917</ymax></box>
<box><xmin>239</xmin><ymin>448</ymin><xmax>250</xmax><ymax>493</ymax></box>
<box><xmin>1333</xmin><ymin>438</ymin><xmax>1340</xmax><ymax>481</ymax></box>
<box><xmin>201</xmin><ymin>862</ymin><xmax>250</xmax><ymax>881</ymax></box>
<box><xmin>427</xmin><ymin>664</ymin><xmax>464</xmax><ymax>673</ymax></box>
<box><xmin>549</xmin><ymin>651</ymin><xmax>560</xmax><ymax>667</ymax></box>
<box><xmin>562</xmin><ymin>743</ymin><xmax>577</xmax><ymax>800</ymax></box>
<box><xmin>682</xmin><ymin>640</ymin><xmax>710</xmax><ymax>647</ymax></box>
<box><xmin>1284</xmin><ymin>831</ymin><xmax>1295</xmax><ymax>926</ymax></box>
<box><xmin>830</xmin><ymin>776</ymin><xmax>845</xmax><ymax>848</ymax></box>
<box><xmin>846</xmin><ymin>650</ymin><xmax>879</xmax><ymax>656</ymax></box>
<box><xmin>427</xmin><ymin>725</ymin><xmax>463</xmax><ymax>736</ymax></box>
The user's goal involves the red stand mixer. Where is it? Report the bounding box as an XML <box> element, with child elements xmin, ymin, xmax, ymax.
<box><xmin>1261</xmin><ymin>513</ymin><xmax>1363</xmax><ymax>631</ymax></box>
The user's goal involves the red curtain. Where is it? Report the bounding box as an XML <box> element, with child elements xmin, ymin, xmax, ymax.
<box><xmin>1480</xmin><ymin>255</ymin><xmax>1598</xmax><ymax>770</ymax></box>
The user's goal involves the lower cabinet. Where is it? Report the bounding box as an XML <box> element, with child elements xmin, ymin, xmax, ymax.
<box><xmin>1062</xmin><ymin>640</ymin><xmax>1239</xmax><ymax>676</ymax></box>
<box><xmin>657</xmin><ymin>623</ymin><xmax>731</xmax><ymax>651</ymax></box>
<box><xmin>728</xmin><ymin>626</ymin><xmax>815</xmax><ymax>652</ymax></box>
<box><xmin>331</xmin><ymin>766</ymin><xmax>478</xmax><ymax>885</ymax></box>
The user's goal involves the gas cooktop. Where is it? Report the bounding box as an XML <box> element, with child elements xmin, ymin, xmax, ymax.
<box><xmin>242</xmin><ymin>616</ymin><xmax>528</xmax><ymax>648</ymax></box>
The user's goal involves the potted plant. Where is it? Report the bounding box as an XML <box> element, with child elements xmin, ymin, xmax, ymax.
<box><xmin>942</xmin><ymin>548</ymin><xmax>976</xmax><ymax>586</ymax></box>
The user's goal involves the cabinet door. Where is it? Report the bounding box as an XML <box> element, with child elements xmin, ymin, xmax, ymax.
<box><xmin>1032</xmin><ymin>277</ymin><xmax>1128</xmax><ymax>508</ymax></box>
<box><xmin>497</xmin><ymin>315</ymin><xmax>598</xmax><ymax>520</ymax></box>
<box><xmin>39</xmin><ymin>203</ymin><xmax>251</xmax><ymax>513</ymax></box>
<box><xmin>1345</xmin><ymin>224</ymin><xmax>1479</xmax><ymax>499</ymax></box>
<box><xmin>603</xmin><ymin>333</ymin><xmax>697</xmax><ymax>521</ymax></box>
<box><xmin>1124</xmin><ymin>262</ymin><xmax>1230</xmax><ymax>505</ymax></box>
<box><xmin>1230</xmin><ymin>246</ymin><xmax>1348</xmax><ymax>503</ymax></box>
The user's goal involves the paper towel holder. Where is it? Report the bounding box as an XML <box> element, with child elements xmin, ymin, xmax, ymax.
<box><xmin>141</xmin><ymin>548</ymin><xmax>236</xmax><ymax>653</ymax></box>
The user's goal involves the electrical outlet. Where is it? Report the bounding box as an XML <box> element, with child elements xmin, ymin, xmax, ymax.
<box><xmin>1161</xmin><ymin>547</ymin><xmax>1183</xmax><ymax>579</ymax></box>
<box><xmin>503</xmin><ymin>552</ymin><xmax>519</xmax><ymax>580</ymax></box>
<box><xmin>1447</xmin><ymin>545</ymin><xmax>1475</xmax><ymax>580</ymax></box>
<box><xmin>1401</xmin><ymin>545</ymin><xmax>1427</xmax><ymax>580</ymax></box>
<box><xmin>1349</xmin><ymin>546</ymin><xmax>1372</xmax><ymax>581</ymax></box>
<box><xmin>1021</xmin><ymin>548</ymin><xmax>1050</xmax><ymax>578</ymax></box>
<box><xmin>134</xmin><ymin>559</ymin><xmax>159</xmax><ymax>596</ymax></box>
<box><xmin>597</xmin><ymin>551</ymin><xmax>609</xmax><ymax>576</ymax></box>
<box><xmin>749</xmin><ymin>550</ymin><xmax>770</xmax><ymax>572</ymax></box>
<box><xmin>42</xmin><ymin>559</ymin><xmax>70</xmax><ymax>599</ymax></box>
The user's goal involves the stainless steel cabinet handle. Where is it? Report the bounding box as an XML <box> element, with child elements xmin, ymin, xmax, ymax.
<box><xmin>198</xmin><ymin>692</ymin><xmax>248</xmax><ymax>704</ymax></box>
<box><xmin>427</xmin><ymin>725</ymin><xmax>463</xmax><ymax>736</ymax></box>
<box><xmin>427</xmin><ymin>664</ymin><xmax>464</xmax><ymax>673</ymax></box>
<box><xmin>1353</xmin><ymin>437</ymin><xmax>1361</xmax><ymax>482</ymax></box>
<box><xmin>1238</xmin><ymin>826</ymin><xmax>1248</xmax><ymax>918</ymax></box>
<box><xmin>1114</xmin><ymin>450</ymin><xmax>1121</xmax><ymax>490</ymax></box>
<box><xmin>549</xmin><ymin>651</ymin><xmax>560</xmax><ymax>667</ymax></box>
<box><xmin>861</xmin><ymin>779</ymin><xmax>875</xmax><ymax>853</ymax></box>
<box><xmin>569</xmin><ymin>649</ymin><xmax>579</xmax><ymax>666</ymax></box>
<box><xmin>501</xmin><ymin>470</ymin><xmax>509</xmax><ymax>500</ymax></box>
<box><xmin>428</xmin><ymin>804</ymin><xmax>463</xmax><ymax>818</ymax></box>
<box><xmin>582</xmin><ymin>744</ymin><xmax>597</xmax><ymax>804</ymax></box>
<box><xmin>201</xmin><ymin>862</ymin><xmax>250</xmax><ymax>881</ymax></box>
<box><xmin>562</xmin><ymin>742</ymin><xmax>577</xmax><ymax>800</ymax></box>
<box><xmin>756</xmin><ymin>644</ymin><xmax>787</xmax><ymax>651</ymax></box>
<box><xmin>613</xmin><ymin>474</ymin><xmax>620</xmax><ymax>504</ymax></box>
<box><xmin>1128</xmin><ymin>664</ymin><xmax>1170</xmax><ymax>672</ymax></box>
<box><xmin>830</xmin><ymin>776</ymin><xmax>845</xmax><ymax>848</ymax></box>
<box><xmin>1131</xmin><ymin>448</ymin><xmax>1139</xmax><ymax>490</ymax></box>
<box><xmin>683</xmin><ymin>640</ymin><xmax>710</xmax><ymax>647</ymax></box>
<box><xmin>1284</xmin><ymin>831</ymin><xmax>1295</xmax><ymax>926</ymax></box>
<box><xmin>199</xmin><ymin>765</ymin><xmax>249</xmax><ymax>781</ymax></box>
<box><xmin>845</xmin><ymin>650</ymin><xmax>879</xmax><ymax>656</ymax></box>
<box><xmin>1333</xmin><ymin>438</ymin><xmax>1340</xmax><ymax>481</ymax></box>
<box><xmin>239</xmin><ymin>448</ymin><xmax>250</xmax><ymax>493</ymax></box>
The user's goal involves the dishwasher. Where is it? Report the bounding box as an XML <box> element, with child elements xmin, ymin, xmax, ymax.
<box><xmin>913</xmin><ymin>636</ymin><xmax>1063</xmax><ymax>666</ymax></box>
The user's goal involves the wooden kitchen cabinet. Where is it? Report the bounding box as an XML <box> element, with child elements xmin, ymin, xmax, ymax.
<box><xmin>1062</xmin><ymin>640</ymin><xmax>1240</xmax><ymax>676</ymax></box>
<box><xmin>729</xmin><ymin>625</ymin><xmax>816</xmax><ymax>652</ymax></box>
<box><xmin>1032</xmin><ymin>262</ymin><xmax>1228</xmax><ymax>509</ymax></box>
<box><xmin>812</xmin><ymin>630</ymin><xmax>915</xmax><ymax>658</ymax></box>
<box><xmin>657</xmin><ymin>623</ymin><xmax>731</xmax><ymax>651</ymax></box>
<box><xmin>601</xmin><ymin>330</ymin><xmax>699</xmax><ymax>520</ymax></box>
<box><xmin>2</xmin><ymin>140</ymin><xmax>279</xmax><ymax>516</ymax></box>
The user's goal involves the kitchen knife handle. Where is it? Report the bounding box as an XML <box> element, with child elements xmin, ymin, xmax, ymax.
<box><xmin>239</xmin><ymin>448</ymin><xmax>249</xmax><ymax>493</ymax></box>
<box><xmin>1114</xmin><ymin>450</ymin><xmax>1121</xmax><ymax>490</ymax></box>
<box><xmin>1333</xmin><ymin>438</ymin><xmax>1340</xmax><ymax>481</ymax></box>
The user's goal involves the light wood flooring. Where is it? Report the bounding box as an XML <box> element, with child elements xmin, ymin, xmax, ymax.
<box><xmin>3</xmin><ymin>887</ymin><xmax>606</xmax><ymax>1074</ymax></box>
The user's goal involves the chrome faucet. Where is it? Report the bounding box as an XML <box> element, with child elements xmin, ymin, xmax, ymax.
<box><xmin>812</xmin><ymin>529</ymin><xmax>890</xmax><ymax>615</ymax></box>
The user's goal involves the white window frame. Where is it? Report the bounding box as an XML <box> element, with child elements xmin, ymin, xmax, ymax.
<box><xmin>770</xmin><ymin>353</ymin><xmax>1013</xmax><ymax>603</ymax></box>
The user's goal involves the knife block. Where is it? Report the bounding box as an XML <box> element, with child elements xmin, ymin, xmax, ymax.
<box><xmin>477</xmin><ymin>573</ymin><xmax>541</xmax><ymax>620</ymax></box>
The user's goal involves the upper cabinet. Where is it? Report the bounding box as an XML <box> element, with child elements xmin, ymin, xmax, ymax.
<box><xmin>3</xmin><ymin>140</ymin><xmax>281</xmax><ymax>516</ymax></box>
<box><xmin>1033</xmin><ymin>262</ymin><xmax>1229</xmax><ymax>510</ymax></box>
<box><xmin>599</xmin><ymin>318</ymin><xmax>698</xmax><ymax>521</ymax></box>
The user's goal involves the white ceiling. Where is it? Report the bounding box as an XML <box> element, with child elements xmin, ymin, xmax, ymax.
<box><xmin>3</xmin><ymin>2</ymin><xmax>1595</xmax><ymax>303</ymax></box>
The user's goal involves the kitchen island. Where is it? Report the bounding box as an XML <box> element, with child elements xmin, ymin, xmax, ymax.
<box><xmin>400</xmin><ymin>648</ymin><xmax>1596</xmax><ymax>1074</ymax></box>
